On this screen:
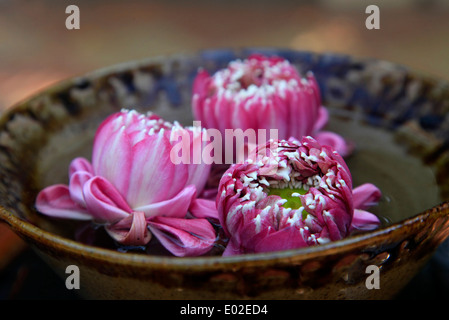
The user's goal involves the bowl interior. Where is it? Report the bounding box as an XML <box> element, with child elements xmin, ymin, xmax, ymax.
<box><xmin>1</xmin><ymin>48</ymin><xmax>448</xmax><ymax>258</ymax></box>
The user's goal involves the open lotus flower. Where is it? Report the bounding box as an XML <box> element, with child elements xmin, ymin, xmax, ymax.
<box><xmin>217</xmin><ymin>136</ymin><xmax>381</xmax><ymax>256</ymax></box>
<box><xmin>192</xmin><ymin>54</ymin><xmax>351</xmax><ymax>158</ymax></box>
<box><xmin>35</xmin><ymin>109</ymin><xmax>218</xmax><ymax>257</ymax></box>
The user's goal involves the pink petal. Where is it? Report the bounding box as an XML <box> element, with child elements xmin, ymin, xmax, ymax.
<box><xmin>126</xmin><ymin>131</ymin><xmax>188</xmax><ymax>208</ymax></box>
<box><xmin>287</xmin><ymin>84</ymin><xmax>315</xmax><ymax>139</ymax></box>
<box><xmin>92</xmin><ymin>126</ymin><xmax>133</xmax><ymax>197</ymax></box>
<box><xmin>192</xmin><ymin>70</ymin><xmax>212</xmax><ymax>128</ymax></box>
<box><xmin>353</xmin><ymin>183</ymin><xmax>382</xmax><ymax>210</ymax></box>
<box><xmin>134</xmin><ymin>185</ymin><xmax>196</xmax><ymax>219</ymax></box>
<box><xmin>192</xmin><ymin>69</ymin><xmax>211</xmax><ymax>100</ymax></box>
<box><xmin>260</xmin><ymin>96</ymin><xmax>288</xmax><ymax>140</ymax></box>
<box><xmin>351</xmin><ymin>209</ymin><xmax>381</xmax><ymax>231</ymax></box>
<box><xmin>254</xmin><ymin>226</ymin><xmax>309</xmax><ymax>253</ymax></box>
<box><xmin>222</xmin><ymin>238</ymin><xmax>242</xmax><ymax>256</ymax></box>
<box><xmin>148</xmin><ymin>216</ymin><xmax>216</xmax><ymax>257</ymax></box>
<box><xmin>189</xmin><ymin>198</ymin><xmax>219</xmax><ymax>220</ymax></box>
<box><xmin>106</xmin><ymin>211</ymin><xmax>152</xmax><ymax>246</ymax></box>
<box><xmin>198</xmin><ymin>96</ymin><xmax>219</xmax><ymax>131</ymax></box>
<box><xmin>69</xmin><ymin>170</ymin><xmax>93</xmax><ymax>207</ymax></box>
<box><xmin>35</xmin><ymin>184</ymin><xmax>91</xmax><ymax>220</ymax></box>
<box><xmin>83</xmin><ymin>176</ymin><xmax>131</xmax><ymax>223</ymax></box>
<box><xmin>322</xmin><ymin>208</ymin><xmax>347</xmax><ymax>241</ymax></box>
<box><xmin>69</xmin><ymin>157</ymin><xmax>94</xmax><ymax>177</ymax></box>
<box><xmin>224</xmin><ymin>206</ymin><xmax>274</xmax><ymax>254</ymax></box>
<box><xmin>314</xmin><ymin>131</ymin><xmax>352</xmax><ymax>158</ymax></box>
<box><xmin>313</xmin><ymin>106</ymin><xmax>329</xmax><ymax>133</ymax></box>
<box><xmin>185</xmin><ymin>130</ymin><xmax>211</xmax><ymax>194</ymax></box>
<box><xmin>307</xmin><ymin>72</ymin><xmax>322</xmax><ymax>107</ymax></box>
<box><xmin>199</xmin><ymin>187</ymin><xmax>219</xmax><ymax>200</ymax></box>
<box><xmin>91</xmin><ymin>112</ymin><xmax>123</xmax><ymax>160</ymax></box>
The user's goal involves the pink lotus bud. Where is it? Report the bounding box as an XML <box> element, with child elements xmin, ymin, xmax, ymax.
<box><xmin>36</xmin><ymin>109</ymin><xmax>218</xmax><ymax>257</ymax></box>
<box><xmin>192</xmin><ymin>54</ymin><xmax>351</xmax><ymax>158</ymax></box>
<box><xmin>216</xmin><ymin>136</ymin><xmax>381</xmax><ymax>256</ymax></box>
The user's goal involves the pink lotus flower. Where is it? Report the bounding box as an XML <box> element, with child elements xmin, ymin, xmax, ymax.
<box><xmin>217</xmin><ymin>136</ymin><xmax>381</xmax><ymax>256</ymax></box>
<box><xmin>192</xmin><ymin>54</ymin><xmax>351</xmax><ymax>158</ymax></box>
<box><xmin>35</xmin><ymin>109</ymin><xmax>218</xmax><ymax>257</ymax></box>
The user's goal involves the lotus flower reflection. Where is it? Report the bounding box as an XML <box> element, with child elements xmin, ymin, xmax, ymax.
<box><xmin>217</xmin><ymin>137</ymin><xmax>381</xmax><ymax>256</ymax></box>
<box><xmin>193</xmin><ymin>54</ymin><xmax>351</xmax><ymax>157</ymax></box>
<box><xmin>35</xmin><ymin>109</ymin><xmax>218</xmax><ymax>257</ymax></box>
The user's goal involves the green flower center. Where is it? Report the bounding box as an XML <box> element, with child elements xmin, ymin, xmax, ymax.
<box><xmin>268</xmin><ymin>187</ymin><xmax>309</xmax><ymax>219</ymax></box>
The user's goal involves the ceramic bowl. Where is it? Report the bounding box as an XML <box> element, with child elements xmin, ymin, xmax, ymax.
<box><xmin>1</xmin><ymin>48</ymin><xmax>449</xmax><ymax>300</ymax></box>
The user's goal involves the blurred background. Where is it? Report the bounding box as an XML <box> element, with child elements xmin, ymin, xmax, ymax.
<box><xmin>0</xmin><ymin>0</ymin><xmax>448</xmax><ymax>299</ymax></box>
<box><xmin>1</xmin><ymin>0</ymin><xmax>449</xmax><ymax>111</ymax></box>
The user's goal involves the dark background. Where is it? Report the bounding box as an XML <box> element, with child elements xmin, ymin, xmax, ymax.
<box><xmin>0</xmin><ymin>0</ymin><xmax>448</xmax><ymax>299</ymax></box>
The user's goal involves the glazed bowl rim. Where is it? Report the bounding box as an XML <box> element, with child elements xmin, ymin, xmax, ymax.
<box><xmin>0</xmin><ymin>48</ymin><xmax>448</xmax><ymax>271</ymax></box>
<box><xmin>1</xmin><ymin>203</ymin><xmax>448</xmax><ymax>270</ymax></box>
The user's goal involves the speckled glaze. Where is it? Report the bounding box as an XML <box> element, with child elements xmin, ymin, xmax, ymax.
<box><xmin>1</xmin><ymin>48</ymin><xmax>449</xmax><ymax>300</ymax></box>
